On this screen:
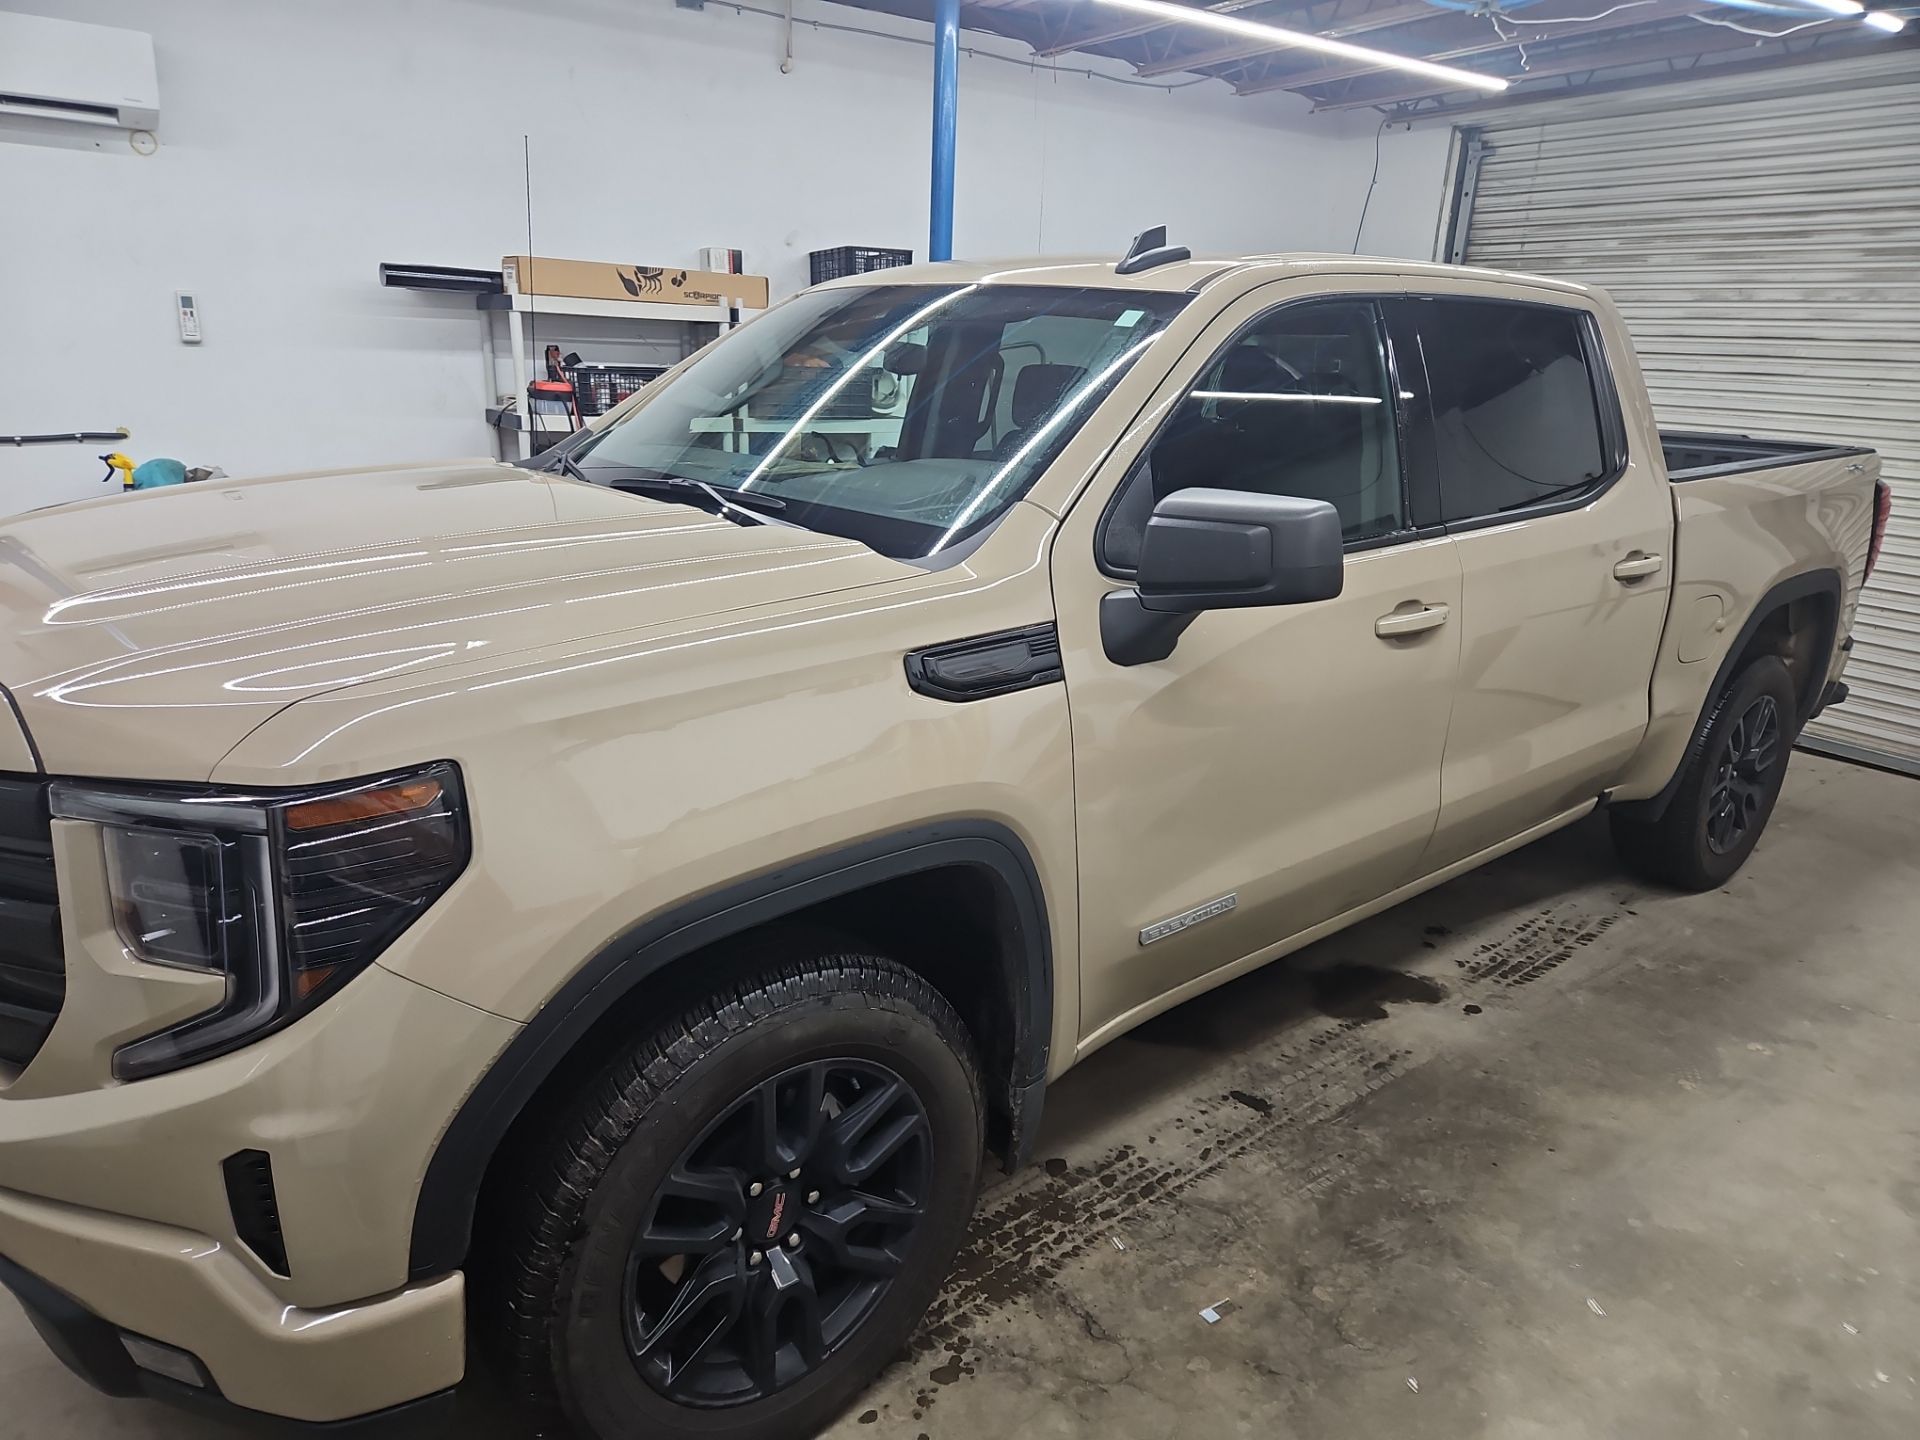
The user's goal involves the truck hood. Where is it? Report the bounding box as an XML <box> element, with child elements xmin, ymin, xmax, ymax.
<box><xmin>0</xmin><ymin>461</ymin><xmax>913</xmax><ymax>780</ymax></box>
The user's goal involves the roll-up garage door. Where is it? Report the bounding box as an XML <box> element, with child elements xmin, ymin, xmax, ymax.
<box><xmin>1459</xmin><ymin>51</ymin><xmax>1920</xmax><ymax>772</ymax></box>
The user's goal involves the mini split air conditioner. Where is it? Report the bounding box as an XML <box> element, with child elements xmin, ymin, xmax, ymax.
<box><xmin>0</xmin><ymin>12</ymin><xmax>159</xmax><ymax>131</ymax></box>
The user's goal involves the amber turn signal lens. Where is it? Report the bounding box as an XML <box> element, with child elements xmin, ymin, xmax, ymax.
<box><xmin>293</xmin><ymin>965</ymin><xmax>342</xmax><ymax>1000</ymax></box>
<box><xmin>284</xmin><ymin>778</ymin><xmax>443</xmax><ymax>831</ymax></box>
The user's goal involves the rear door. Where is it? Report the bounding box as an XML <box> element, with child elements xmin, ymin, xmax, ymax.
<box><xmin>1390</xmin><ymin>294</ymin><xmax>1673</xmax><ymax>868</ymax></box>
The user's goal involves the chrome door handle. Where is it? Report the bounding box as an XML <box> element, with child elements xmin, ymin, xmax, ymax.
<box><xmin>1613</xmin><ymin>551</ymin><xmax>1665</xmax><ymax>581</ymax></box>
<box><xmin>1375</xmin><ymin>603</ymin><xmax>1451</xmax><ymax>638</ymax></box>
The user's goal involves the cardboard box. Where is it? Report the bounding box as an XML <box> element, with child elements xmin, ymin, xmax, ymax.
<box><xmin>502</xmin><ymin>255</ymin><xmax>769</xmax><ymax>311</ymax></box>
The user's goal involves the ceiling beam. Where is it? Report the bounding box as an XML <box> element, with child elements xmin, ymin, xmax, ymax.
<box><xmin>1131</xmin><ymin>0</ymin><xmax>1462</xmax><ymax>77</ymax></box>
<box><xmin>1232</xmin><ymin>0</ymin><xmax>1715</xmax><ymax>95</ymax></box>
<box><xmin>1307</xmin><ymin>19</ymin><xmax>1831</xmax><ymax>109</ymax></box>
<box><xmin>822</xmin><ymin>0</ymin><xmax>1049</xmax><ymax>48</ymax></box>
<box><xmin>1371</xmin><ymin>27</ymin><xmax>1916</xmax><ymax>118</ymax></box>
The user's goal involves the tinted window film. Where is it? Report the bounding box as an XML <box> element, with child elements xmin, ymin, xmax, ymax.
<box><xmin>1414</xmin><ymin>299</ymin><xmax>1609</xmax><ymax>522</ymax></box>
<box><xmin>1104</xmin><ymin>300</ymin><xmax>1405</xmax><ymax>570</ymax></box>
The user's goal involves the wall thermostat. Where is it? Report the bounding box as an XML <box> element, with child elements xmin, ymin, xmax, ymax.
<box><xmin>174</xmin><ymin>290</ymin><xmax>202</xmax><ymax>344</ymax></box>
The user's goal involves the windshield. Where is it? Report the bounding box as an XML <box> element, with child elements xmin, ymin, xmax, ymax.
<box><xmin>571</xmin><ymin>284</ymin><xmax>1188</xmax><ymax>559</ymax></box>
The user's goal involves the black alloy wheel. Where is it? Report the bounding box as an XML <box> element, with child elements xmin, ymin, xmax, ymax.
<box><xmin>624</xmin><ymin>1059</ymin><xmax>931</xmax><ymax>1407</ymax></box>
<box><xmin>489</xmin><ymin>954</ymin><xmax>984</xmax><ymax>1440</ymax></box>
<box><xmin>1609</xmin><ymin>653</ymin><xmax>1797</xmax><ymax>891</ymax></box>
<box><xmin>1705</xmin><ymin>693</ymin><xmax>1782</xmax><ymax>856</ymax></box>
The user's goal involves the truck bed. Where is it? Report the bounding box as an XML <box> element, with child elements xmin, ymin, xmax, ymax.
<box><xmin>1619</xmin><ymin>426</ymin><xmax>1881</xmax><ymax>813</ymax></box>
<box><xmin>1662</xmin><ymin>430</ymin><xmax>1873</xmax><ymax>482</ymax></box>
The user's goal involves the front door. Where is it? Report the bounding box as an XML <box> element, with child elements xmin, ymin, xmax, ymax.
<box><xmin>1050</xmin><ymin>284</ymin><xmax>1463</xmax><ymax>1050</ymax></box>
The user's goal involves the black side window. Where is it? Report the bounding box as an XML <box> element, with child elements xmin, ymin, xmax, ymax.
<box><xmin>1414</xmin><ymin>299</ymin><xmax>1610</xmax><ymax>523</ymax></box>
<box><xmin>1103</xmin><ymin>300</ymin><xmax>1405</xmax><ymax>571</ymax></box>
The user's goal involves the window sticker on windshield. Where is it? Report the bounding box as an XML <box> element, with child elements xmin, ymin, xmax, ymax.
<box><xmin>1116</xmin><ymin>309</ymin><xmax>1147</xmax><ymax>328</ymax></box>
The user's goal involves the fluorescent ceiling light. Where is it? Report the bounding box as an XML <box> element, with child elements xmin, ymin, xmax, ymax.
<box><xmin>1804</xmin><ymin>0</ymin><xmax>1865</xmax><ymax>13</ymax></box>
<box><xmin>1861</xmin><ymin>10</ymin><xmax>1906</xmax><ymax>30</ymax></box>
<box><xmin>1085</xmin><ymin>0</ymin><xmax>1511</xmax><ymax>92</ymax></box>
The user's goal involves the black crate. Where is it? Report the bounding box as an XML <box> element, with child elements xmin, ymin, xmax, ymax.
<box><xmin>570</xmin><ymin>363</ymin><xmax>668</xmax><ymax>418</ymax></box>
<box><xmin>809</xmin><ymin>246</ymin><xmax>914</xmax><ymax>285</ymax></box>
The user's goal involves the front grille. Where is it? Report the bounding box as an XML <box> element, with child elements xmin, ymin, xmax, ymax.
<box><xmin>0</xmin><ymin>776</ymin><xmax>60</xmax><ymax>1072</ymax></box>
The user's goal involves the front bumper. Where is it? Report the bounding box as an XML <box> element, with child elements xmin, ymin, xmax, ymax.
<box><xmin>0</xmin><ymin>1249</ymin><xmax>458</xmax><ymax>1432</ymax></box>
<box><xmin>0</xmin><ymin>948</ymin><xmax>519</xmax><ymax>1421</ymax></box>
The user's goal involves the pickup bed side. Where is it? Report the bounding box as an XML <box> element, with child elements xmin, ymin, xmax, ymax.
<box><xmin>1662</xmin><ymin>430</ymin><xmax>1875</xmax><ymax>482</ymax></box>
<box><xmin>1610</xmin><ymin>438</ymin><xmax>1880</xmax><ymax>805</ymax></box>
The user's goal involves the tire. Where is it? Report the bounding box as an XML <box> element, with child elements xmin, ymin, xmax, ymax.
<box><xmin>1611</xmin><ymin>654</ymin><xmax>1797</xmax><ymax>891</ymax></box>
<box><xmin>489</xmin><ymin>953</ymin><xmax>983</xmax><ymax>1440</ymax></box>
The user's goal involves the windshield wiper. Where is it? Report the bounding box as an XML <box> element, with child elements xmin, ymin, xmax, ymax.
<box><xmin>600</xmin><ymin>470</ymin><xmax>786</xmax><ymax>526</ymax></box>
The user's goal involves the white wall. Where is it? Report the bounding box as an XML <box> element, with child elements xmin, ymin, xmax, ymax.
<box><xmin>0</xmin><ymin>0</ymin><xmax>1446</xmax><ymax>511</ymax></box>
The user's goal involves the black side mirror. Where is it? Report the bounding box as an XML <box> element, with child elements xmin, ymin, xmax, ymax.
<box><xmin>1137</xmin><ymin>489</ymin><xmax>1343</xmax><ymax>611</ymax></box>
<box><xmin>1102</xmin><ymin>488</ymin><xmax>1343</xmax><ymax>665</ymax></box>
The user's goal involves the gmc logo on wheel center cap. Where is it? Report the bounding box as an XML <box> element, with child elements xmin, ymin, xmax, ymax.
<box><xmin>765</xmin><ymin>1191</ymin><xmax>786</xmax><ymax>1240</ymax></box>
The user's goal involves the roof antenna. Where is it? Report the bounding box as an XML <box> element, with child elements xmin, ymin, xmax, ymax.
<box><xmin>1116</xmin><ymin>225</ymin><xmax>1191</xmax><ymax>276</ymax></box>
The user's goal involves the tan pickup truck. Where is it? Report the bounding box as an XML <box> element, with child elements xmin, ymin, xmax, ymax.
<box><xmin>0</xmin><ymin>248</ymin><xmax>1891</xmax><ymax>1440</ymax></box>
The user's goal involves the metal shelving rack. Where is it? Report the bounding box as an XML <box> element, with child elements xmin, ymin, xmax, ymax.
<box><xmin>479</xmin><ymin>289</ymin><xmax>760</xmax><ymax>460</ymax></box>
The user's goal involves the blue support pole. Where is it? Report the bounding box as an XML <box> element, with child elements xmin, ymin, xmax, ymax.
<box><xmin>929</xmin><ymin>0</ymin><xmax>958</xmax><ymax>262</ymax></box>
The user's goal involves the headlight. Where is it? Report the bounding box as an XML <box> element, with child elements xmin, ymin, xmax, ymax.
<box><xmin>51</xmin><ymin>763</ymin><xmax>468</xmax><ymax>1080</ymax></box>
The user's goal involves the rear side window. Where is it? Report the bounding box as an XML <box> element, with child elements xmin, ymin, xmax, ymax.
<box><xmin>1413</xmin><ymin>299</ymin><xmax>1611</xmax><ymax>523</ymax></box>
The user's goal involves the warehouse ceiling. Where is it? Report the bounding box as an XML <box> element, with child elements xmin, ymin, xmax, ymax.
<box><xmin>827</xmin><ymin>0</ymin><xmax>1918</xmax><ymax>114</ymax></box>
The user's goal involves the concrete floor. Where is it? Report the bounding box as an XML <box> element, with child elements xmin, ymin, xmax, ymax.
<box><xmin>4</xmin><ymin>752</ymin><xmax>1917</xmax><ymax>1440</ymax></box>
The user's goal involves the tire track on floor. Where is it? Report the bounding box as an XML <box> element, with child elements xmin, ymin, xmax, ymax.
<box><xmin>1454</xmin><ymin>903</ymin><xmax>1619</xmax><ymax>988</ymax></box>
<box><xmin>912</xmin><ymin>894</ymin><xmax>1634</xmax><ymax>1356</ymax></box>
<box><xmin>915</xmin><ymin>1025</ymin><xmax>1412</xmax><ymax>1351</ymax></box>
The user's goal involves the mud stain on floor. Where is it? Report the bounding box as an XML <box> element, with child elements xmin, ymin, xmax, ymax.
<box><xmin>1310</xmin><ymin>964</ymin><xmax>1448</xmax><ymax>1021</ymax></box>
